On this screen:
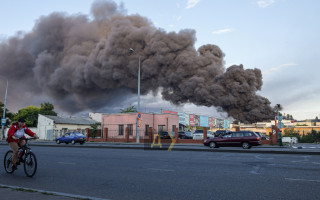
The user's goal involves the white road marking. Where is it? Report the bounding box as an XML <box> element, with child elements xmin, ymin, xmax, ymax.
<box><xmin>250</xmin><ymin>165</ymin><xmax>261</xmax><ymax>174</ymax></box>
<box><xmin>285</xmin><ymin>178</ymin><xmax>320</xmax><ymax>183</ymax></box>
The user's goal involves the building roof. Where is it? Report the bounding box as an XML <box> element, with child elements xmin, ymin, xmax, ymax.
<box><xmin>43</xmin><ymin>115</ymin><xmax>98</xmax><ymax>125</ymax></box>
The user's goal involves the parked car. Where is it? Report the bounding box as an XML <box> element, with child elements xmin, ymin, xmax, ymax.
<box><xmin>193</xmin><ymin>130</ymin><xmax>215</xmax><ymax>140</ymax></box>
<box><xmin>207</xmin><ymin>131</ymin><xmax>215</xmax><ymax>139</ymax></box>
<box><xmin>193</xmin><ymin>130</ymin><xmax>204</xmax><ymax>140</ymax></box>
<box><xmin>56</xmin><ymin>132</ymin><xmax>86</xmax><ymax>144</ymax></box>
<box><xmin>178</xmin><ymin>131</ymin><xmax>193</xmax><ymax>139</ymax></box>
<box><xmin>214</xmin><ymin>130</ymin><xmax>232</xmax><ymax>137</ymax></box>
<box><xmin>204</xmin><ymin>131</ymin><xmax>261</xmax><ymax>149</ymax></box>
<box><xmin>159</xmin><ymin>131</ymin><xmax>172</xmax><ymax>139</ymax></box>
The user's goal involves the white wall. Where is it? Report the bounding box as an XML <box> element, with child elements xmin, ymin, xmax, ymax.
<box><xmin>37</xmin><ymin>114</ymin><xmax>54</xmax><ymax>140</ymax></box>
<box><xmin>89</xmin><ymin>112</ymin><xmax>102</xmax><ymax>123</ymax></box>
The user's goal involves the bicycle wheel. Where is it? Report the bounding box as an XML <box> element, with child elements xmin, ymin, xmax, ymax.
<box><xmin>4</xmin><ymin>150</ymin><xmax>14</xmax><ymax>174</ymax></box>
<box><xmin>23</xmin><ymin>152</ymin><xmax>37</xmax><ymax>177</ymax></box>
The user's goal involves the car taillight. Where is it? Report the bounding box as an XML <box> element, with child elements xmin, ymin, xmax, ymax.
<box><xmin>257</xmin><ymin>137</ymin><xmax>260</xmax><ymax>141</ymax></box>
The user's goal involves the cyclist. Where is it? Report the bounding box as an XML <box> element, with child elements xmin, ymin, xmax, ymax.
<box><xmin>7</xmin><ymin>118</ymin><xmax>39</xmax><ymax>170</ymax></box>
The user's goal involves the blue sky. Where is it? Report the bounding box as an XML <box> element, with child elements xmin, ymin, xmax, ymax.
<box><xmin>0</xmin><ymin>0</ymin><xmax>319</xmax><ymax>120</ymax></box>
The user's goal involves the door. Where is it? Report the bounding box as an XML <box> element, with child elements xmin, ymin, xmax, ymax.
<box><xmin>229</xmin><ymin>132</ymin><xmax>243</xmax><ymax>146</ymax></box>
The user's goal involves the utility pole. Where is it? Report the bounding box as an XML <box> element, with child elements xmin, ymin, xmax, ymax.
<box><xmin>1</xmin><ymin>77</ymin><xmax>8</xmax><ymax>140</ymax></box>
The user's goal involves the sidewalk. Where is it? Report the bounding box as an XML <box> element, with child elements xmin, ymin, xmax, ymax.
<box><xmin>1</xmin><ymin>140</ymin><xmax>320</xmax><ymax>155</ymax></box>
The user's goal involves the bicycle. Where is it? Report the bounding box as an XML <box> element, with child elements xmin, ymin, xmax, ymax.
<box><xmin>4</xmin><ymin>137</ymin><xmax>37</xmax><ymax>177</ymax></box>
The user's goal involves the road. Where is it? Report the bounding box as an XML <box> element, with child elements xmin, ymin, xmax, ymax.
<box><xmin>0</xmin><ymin>145</ymin><xmax>320</xmax><ymax>200</ymax></box>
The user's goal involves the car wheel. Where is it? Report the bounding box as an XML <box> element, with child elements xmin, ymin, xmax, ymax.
<box><xmin>80</xmin><ymin>141</ymin><xmax>85</xmax><ymax>145</ymax></box>
<box><xmin>56</xmin><ymin>140</ymin><xmax>60</xmax><ymax>144</ymax></box>
<box><xmin>242</xmin><ymin>142</ymin><xmax>250</xmax><ymax>149</ymax></box>
<box><xmin>209</xmin><ymin>142</ymin><xmax>217</xmax><ymax>148</ymax></box>
<box><xmin>71</xmin><ymin>140</ymin><xmax>75</xmax><ymax>145</ymax></box>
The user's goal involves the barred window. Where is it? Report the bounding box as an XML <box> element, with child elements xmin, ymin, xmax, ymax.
<box><xmin>145</xmin><ymin>125</ymin><xmax>150</xmax><ymax>136</ymax></box>
<box><xmin>119</xmin><ymin>125</ymin><xmax>124</xmax><ymax>136</ymax></box>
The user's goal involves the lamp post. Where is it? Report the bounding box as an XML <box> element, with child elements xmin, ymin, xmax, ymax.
<box><xmin>129</xmin><ymin>48</ymin><xmax>141</xmax><ymax>143</ymax></box>
<box><xmin>1</xmin><ymin>77</ymin><xmax>8</xmax><ymax>140</ymax></box>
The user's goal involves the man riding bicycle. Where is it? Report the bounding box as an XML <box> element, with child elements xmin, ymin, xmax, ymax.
<box><xmin>7</xmin><ymin>118</ymin><xmax>39</xmax><ymax>170</ymax></box>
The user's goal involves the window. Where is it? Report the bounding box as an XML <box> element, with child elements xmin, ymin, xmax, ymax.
<box><xmin>119</xmin><ymin>125</ymin><xmax>124</xmax><ymax>136</ymax></box>
<box><xmin>232</xmin><ymin>132</ymin><xmax>243</xmax><ymax>137</ymax></box>
<box><xmin>244</xmin><ymin>132</ymin><xmax>253</xmax><ymax>137</ymax></box>
<box><xmin>158</xmin><ymin>125</ymin><xmax>165</xmax><ymax>133</ymax></box>
<box><xmin>145</xmin><ymin>125</ymin><xmax>150</xmax><ymax>136</ymax></box>
<box><xmin>127</xmin><ymin>124</ymin><xmax>133</xmax><ymax>135</ymax></box>
<box><xmin>62</xmin><ymin>128</ymin><xmax>68</xmax><ymax>134</ymax></box>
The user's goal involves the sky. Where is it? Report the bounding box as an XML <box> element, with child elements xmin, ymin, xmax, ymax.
<box><xmin>0</xmin><ymin>0</ymin><xmax>319</xmax><ymax>121</ymax></box>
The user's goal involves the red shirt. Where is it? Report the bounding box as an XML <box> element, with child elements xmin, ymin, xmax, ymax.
<box><xmin>7</xmin><ymin>123</ymin><xmax>35</xmax><ymax>143</ymax></box>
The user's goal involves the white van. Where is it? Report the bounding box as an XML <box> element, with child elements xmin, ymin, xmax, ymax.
<box><xmin>282</xmin><ymin>137</ymin><xmax>298</xmax><ymax>144</ymax></box>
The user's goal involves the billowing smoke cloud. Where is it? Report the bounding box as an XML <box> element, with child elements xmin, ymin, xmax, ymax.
<box><xmin>0</xmin><ymin>0</ymin><xmax>274</xmax><ymax>123</ymax></box>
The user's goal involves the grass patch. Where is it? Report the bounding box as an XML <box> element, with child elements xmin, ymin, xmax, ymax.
<box><xmin>41</xmin><ymin>191</ymin><xmax>58</xmax><ymax>196</ymax></box>
<box><xmin>13</xmin><ymin>188</ymin><xmax>37</xmax><ymax>193</ymax></box>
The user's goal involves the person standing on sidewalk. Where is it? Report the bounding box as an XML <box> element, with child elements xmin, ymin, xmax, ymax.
<box><xmin>7</xmin><ymin>118</ymin><xmax>39</xmax><ymax>170</ymax></box>
<box><xmin>278</xmin><ymin>130</ymin><xmax>283</xmax><ymax>146</ymax></box>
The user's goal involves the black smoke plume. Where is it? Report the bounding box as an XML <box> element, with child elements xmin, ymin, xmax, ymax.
<box><xmin>0</xmin><ymin>0</ymin><xmax>275</xmax><ymax>123</ymax></box>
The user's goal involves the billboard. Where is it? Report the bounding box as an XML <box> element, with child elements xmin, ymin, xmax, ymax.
<box><xmin>195</xmin><ymin>115</ymin><xmax>200</xmax><ymax>126</ymax></box>
<box><xmin>200</xmin><ymin>116</ymin><xmax>209</xmax><ymax>127</ymax></box>
<box><xmin>216</xmin><ymin>119</ymin><xmax>224</xmax><ymax>129</ymax></box>
<box><xmin>178</xmin><ymin>112</ymin><xmax>190</xmax><ymax>126</ymax></box>
<box><xmin>189</xmin><ymin>114</ymin><xmax>195</xmax><ymax>126</ymax></box>
<box><xmin>209</xmin><ymin>117</ymin><xmax>214</xmax><ymax>128</ymax></box>
<box><xmin>224</xmin><ymin>120</ymin><xmax>230</xmax><ymax>129</ymax></box>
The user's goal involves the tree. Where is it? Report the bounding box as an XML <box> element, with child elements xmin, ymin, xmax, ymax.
<box><xmin>120</xmin><ymin>105</ymin><xmax>137</xmax><ymax>113</ymax></box>
<box><xmin>39</xmin><ymin>102</ymin><xmax>57</xmax><ymax>116</ymax></box>
<box><xmin>13</xmin><ymin>106</ymin><xmax>40</xmax><ymax>127</ymax></box>
<box><xmin>89</xmin><ymin>122</ymin><xmax>101</xmax><ymax>138</ymax></box>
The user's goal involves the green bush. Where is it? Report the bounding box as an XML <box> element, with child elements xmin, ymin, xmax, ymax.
<box><xmin>299</xmin><ymin>130</ymin><xmax>320</xmax><ymax>143</ymax></box>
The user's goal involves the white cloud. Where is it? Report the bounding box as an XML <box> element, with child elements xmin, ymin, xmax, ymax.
<box><xmin>186</xmin><ymin>0</ymin><xmax>201</xmax><ymax>9</ymax></box>
<box><xmin>169</xmin><ymin>24</ymin><xmax>174</xmax><ymax>28</ymax></box>
<box><xmin>176</xmin><ymin>16</ymin><xmax>182</xmax><ymax>21</ymax></box>
<box><xmin>255</xmin><ymin>0</ymin><xmax>275</xmax><ymax>8</ymax></box>
<box><xmin>263</xmin><ymin>63</ymin><xmax>298</xmax><ymax>75</ymax></box>
<box><xmin>212</xmin><ymin>28</ymin><xmax>233</xmax><ymax>35</ymax></box>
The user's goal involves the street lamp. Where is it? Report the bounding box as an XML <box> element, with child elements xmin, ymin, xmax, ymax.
<box><xmin>129</xmin><ymin>48</ymin><xmax>141</xmax><ymax>143</ymax></box>
<box><xmin>0</xmin><ymin>76</ymin><xmax>8</xmax><ymax>140</ymax></box>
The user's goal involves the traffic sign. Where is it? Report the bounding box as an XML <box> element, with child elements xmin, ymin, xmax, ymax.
<box><xmin>137</xmin><ymin>112</ymin><xmax>142</xmax><ymax>119</ymax></box>
<box><xmin>1</xmin><ymin>118</ymin><xmax>7</xmax><ymax>126</ymax></box>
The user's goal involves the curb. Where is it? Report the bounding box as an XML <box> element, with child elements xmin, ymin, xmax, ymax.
<box><xmin>1</xmin><ymin>142</ymin><xmax>320</xmax><ymax>155</ymax></box>
<box><xmin>0</xmin><ymin>184</ymin><xmax>108</xmax><ymax>200</ymax></box>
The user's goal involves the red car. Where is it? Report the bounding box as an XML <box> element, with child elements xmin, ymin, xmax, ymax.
<box><xmin>204</xmin><ymin>131</ymin><xmax>261</xmax><ymax>149</ymax></box>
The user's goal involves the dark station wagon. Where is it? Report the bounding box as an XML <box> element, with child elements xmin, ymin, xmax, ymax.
<box><xmin>204</xmin><ymin>131</ymin><xmax>261</xmax><ymax>149</ymax></box>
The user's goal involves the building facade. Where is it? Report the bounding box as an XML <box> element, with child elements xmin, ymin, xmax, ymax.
<box><xmin>101</xmin><ymin>113</ymin><xmax>179</xmax><ymax>140</ymax></box>
<box><xmin>37</xmin><ymin>114</ymin><xmax>98</xmax><ymax>140</ymax></box>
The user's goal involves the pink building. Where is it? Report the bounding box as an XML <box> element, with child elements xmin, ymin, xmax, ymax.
<box><xmin>102</xmin><ymin>113</ymin><xmax>179</xmax><ymax>140</ymax></box>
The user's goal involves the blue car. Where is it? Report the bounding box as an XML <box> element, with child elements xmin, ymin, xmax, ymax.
<box><xmin>56</xmin><ymin>132</ymin><xmax>86</xmax><ymax>145</ymax></box>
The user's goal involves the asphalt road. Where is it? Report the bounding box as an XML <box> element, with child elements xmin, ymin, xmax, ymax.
<box><xmin>0</xmin><ymin>145</ymin><xmax>320</xmax><ymax>200</ymax></box>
